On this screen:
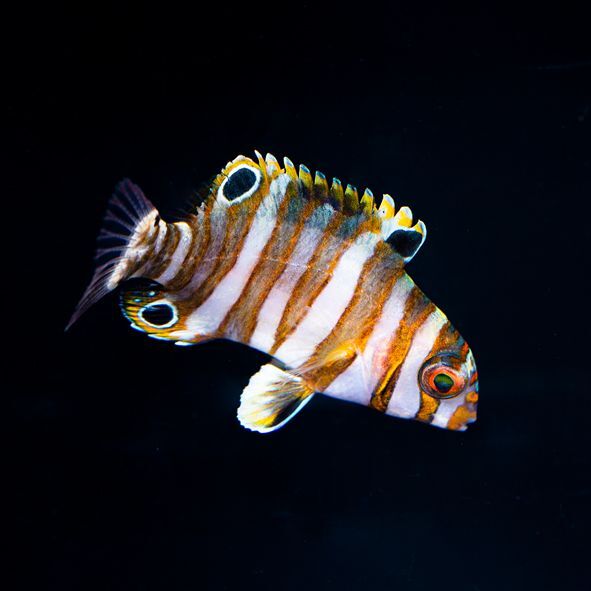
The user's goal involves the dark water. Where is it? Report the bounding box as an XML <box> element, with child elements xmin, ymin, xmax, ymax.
<box><xmin>7</xmin><ymin>4</ymin><xmax>590</xmax><ymax>590</ymax></box>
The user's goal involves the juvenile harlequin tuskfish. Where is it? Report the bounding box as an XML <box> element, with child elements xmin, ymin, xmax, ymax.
<box><xmin>69</xmin><ymin>152</ymin><xmax>479</xmax><ymax>432</ymax></box>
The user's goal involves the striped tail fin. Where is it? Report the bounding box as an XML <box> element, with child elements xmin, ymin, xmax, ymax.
<box><xmin>66</xmin><ymin>179</ymin><xmax>160</xmax><ymax>330</ymax></box>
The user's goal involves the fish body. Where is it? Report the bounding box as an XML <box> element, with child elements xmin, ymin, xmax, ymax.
<box><xmin>70</xmin><ymin>152</ymin><xmax>478</xmax><ymax>433</ymax></box>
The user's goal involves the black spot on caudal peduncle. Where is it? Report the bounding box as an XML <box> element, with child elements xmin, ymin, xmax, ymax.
<box><xmin>222</xmin><ymin>168</ymin><xmax>258</xmax><ymax>200</ymax></box>
<box><xmin>140</xmin><ymin>303</ymin><xmax>175</xmax><ymax>327</ymax></box>
<box><xmin>386</xmin><ymin>230</ymin><xmax>423</xmax><ymax>259</ymax></box>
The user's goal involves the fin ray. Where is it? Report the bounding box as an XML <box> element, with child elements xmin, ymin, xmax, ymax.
<box><xmin>66</xmin><ymin>179</ymin><xmax>158</xmax><ymax>330</ymax></box>
<box><xmin>270</xmin><ymin>153</ymin><xmax>428</xmax><ymax>263</ymax></box>
<box><xmin>203</xmin><ymin>151</ymin><xmax>429</xmax><ymax>265</ymax></box>
<box><xmin>237</xmin><ymin>364</ymin><xmax>315</xmax><ymax>433</ymax></box>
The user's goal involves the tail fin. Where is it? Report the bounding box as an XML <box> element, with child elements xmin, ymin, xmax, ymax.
<box><xmin>66</xmin><ymin>179</ymin><xmax>159</xmax><ymax>330</ymax></box>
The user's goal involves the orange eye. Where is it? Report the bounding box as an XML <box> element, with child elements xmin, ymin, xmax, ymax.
<box><xmin>420</xmin><ymin>356</ymin><xmax>467</xmax><ymax>399</ymax></box>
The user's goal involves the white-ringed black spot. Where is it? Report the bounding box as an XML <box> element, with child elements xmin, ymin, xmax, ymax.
<box><xmin>139</xmin><ymin>302</ymin><xmax>177</xmax><ymax>328</ymax></box>
<box><xmin>386</xmin><ymin>229</ymin><xmax>423</xmax><ymax>259</ymax></box>
<box><xmin>222</xmin><ymin>167</ymin><xmax>259</xmax><ymax>201</ymax></box>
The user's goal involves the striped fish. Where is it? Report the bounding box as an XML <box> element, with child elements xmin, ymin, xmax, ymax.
<box><xmin>68</xmin><ymin>152</ymin><xmax>479</xmax><ymax>433</ymax></box>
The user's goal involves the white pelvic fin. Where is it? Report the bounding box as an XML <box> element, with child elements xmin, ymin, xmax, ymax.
<box><xmin>237</xmin><ymin>364</ymin><xmax>315</xmax><ymax>434</ymax></box>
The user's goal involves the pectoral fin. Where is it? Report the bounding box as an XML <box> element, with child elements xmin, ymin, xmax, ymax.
<box><xmin>237</xmin><ymin>364</ymin><xmax>315</xmax><ymax>433</ymax></box>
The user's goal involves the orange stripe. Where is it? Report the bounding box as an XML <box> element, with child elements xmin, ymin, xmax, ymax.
<box><xmin>167</xmin><ymin>213</ymin><xmax>209</xmax><ymax>291</ymax></box>
<box><xmin>416</xmin><ymin>393</ymin><xmax>440</xmax><ymax>422</ymax></box>
<box><xmin>218</xmin><ymin>198</ymin><xmax>315</xmax><ymax>341</ymax></box>
<box><xmin>146</xmin><ymin>223</ymin><xmax>181</xmax><ymax>279</ymax></box>
<box><xmin>270</xmin><ymin>216</ymin><xmax>369</xmax><ymax>355</ymax></box>
<box><xmin>185</xmin><ymin>206</ymin><xmax>255</xmax><ymax>308</ymax></box>
<box><xmin>304</xmin><ymin>242</ymin><xmax>402</xmax><ymax>390</ymax></box>
<box><xmin>129</xmin><ymin>221</ymin><xmax>164</xmax><ymax>276</ymax></box>
<box><xmin>369</xmin><ymin>287</ymin><xmax>435</xmax><ymax>412</ymax></box>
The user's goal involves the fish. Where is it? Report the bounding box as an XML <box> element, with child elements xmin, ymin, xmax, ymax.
<box><xmin>68</xmin><ymin>151</ymin><xmax>478</xmax><ymax>433</ymax></box>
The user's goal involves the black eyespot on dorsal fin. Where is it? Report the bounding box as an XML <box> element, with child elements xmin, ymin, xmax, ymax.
<box><xmin>222</xmin><ymin>167</ymin><xmax>259</xmax><ymax>201</ymax></box>
<box><xmin>386</xmin><ymin>229</ymin><xmax>424</xmax><ymax>260</ymax></box>
<box><xmin>208</xmin><ymin>152</ymin><xmax>428</xmax><ymax>264</ymax></box>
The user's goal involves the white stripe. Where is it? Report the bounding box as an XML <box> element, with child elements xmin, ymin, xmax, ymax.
<box><xmin>166</xmin><ymin>210</ymin><xmax>227</xmax><ymax>341</ymax></box>
<box><xmin>323</xmin><ymin>274</ymin><xmax>414</xmax><ymax>405</ymax></box>
<box><xmin>386</xmin><ymin>310</ymin><xmax>447</xmax><ymax>419</ymax></box>
<box><xmin>183</xmin><ymin>175</ymin><xmax>289</xmax><ymax>336</ymax></box>
<box><xmin>273</xmin><ymin>233</ymin><xmax>380</xmax><ymax>368</ymax></box>
<box><xmin>156</xmin><ymin>222</ymin><xmax>193</xmax><ymax>284</ymax></box>
<box><xmin>133</xmin><ymin>218</ymin><xmax>168</xmax><ymax>278</ymax></box>
<box><xmin>249</xmin><ymin>205</ymin><xmax>334</xmax><ymax>353</ymax></box>
<box><xmin>152</xmin><ymin>220</ymin><xmax>168</xmax><ymax>256</ymax></box>
<box><xmin>181</xmin><ymin>209</ymin><xmax>227</xmax><ymax>294</ymax></box>
<box><xmin>110</xmin><ymin>212</ymin><xmax>161</xmax><ymax>288</ymax></box>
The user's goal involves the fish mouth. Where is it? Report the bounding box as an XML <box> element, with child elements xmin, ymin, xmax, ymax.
<box><xmin>465</xmin><ymin>371</ymin><xmax>479</xmax><ymax>420</ymax></box>
<box><xmin>463</xmin><ymin>385</ymin><xmax>479</xmax><ymax>427</ymax></box>
<box><xmin>446</xmin><ymin>383</ymin><xmax>478</xmax><ymax>431</ymax></box>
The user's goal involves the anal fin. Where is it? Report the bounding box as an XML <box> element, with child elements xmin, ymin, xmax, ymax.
<box><xmin>237</xmin><ymin>364</ymin><xmax>315</xmax><ymax>433</ymax></box>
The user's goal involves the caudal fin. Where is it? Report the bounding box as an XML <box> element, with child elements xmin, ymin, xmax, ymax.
<box><xmin>66</xmin><ymin>179</ymin><xmax>159</xmax><ymax>330</ymax></box>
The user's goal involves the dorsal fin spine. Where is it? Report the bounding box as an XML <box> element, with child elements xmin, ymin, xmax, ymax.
<box><xmin>284</xmin><ymin>157</ymin><xmax>298</xmax><ymax>183</ymax></box>
<box><xmin>378</xmin><ymin>194</ymin><xmax>395</xmax><ymax>219</ymax></box>
<box><xmin>213</xmin><ymin>151</ymin><xmax>427</xmax><ymax>263</ymax></box>
<box><xmin>314</xmin><ymin>171</ymin><xmax>329</xmax><ymax>199</ymax></box>
<box><xmin>298</xmin><ymin>164</ymin><xmax>313</xmax><ymax>194</ymax></box>
<box><xmin>360</xmin><ymin>188</ymin><xmax>374</xmax><ymax>215</ymax></box>
<box><xmin>265</xmin><ymin>153</ymin><xmax>280</xmax><ymax>176</ymax></box>
<box><xmin>330</xmin><ymin>177</ymin><xmax>344</xmax><ymax>210</ymax></box>
<box><xmin>413</xmin><ymin>219</ymin><xmax>426</xmax><ymax>236</ymax></box>
<box><xmin>344</xmin><ymin>184</ymin><xmax>359</xmax><ymax>214</ymax></box>
<box><xmin>394</xmin><ymin>206</ymin><xmax>413</xmax><ymax>227</ymax></box>
<box><xmin>254</xmin><ymin>150</ymin><xmax>267</xmax><ymax>178</ymax></box>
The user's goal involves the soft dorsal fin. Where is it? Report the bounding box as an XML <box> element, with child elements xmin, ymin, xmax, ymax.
<box><xmin>376</xmin><ymin>195</ymin><xmax>427</xmax><ymax>263</ymax></box>
<box><xmin>205</xmin><ymin>151</ymin><xmax>428</xmax><ymax>263</ymax></box>
<box><xmin>237</xmin><ymin>364</ymin><xmax>315</xmax><ymax>433</ymax></box>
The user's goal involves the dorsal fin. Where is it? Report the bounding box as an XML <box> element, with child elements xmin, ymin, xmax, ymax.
<box><xmin>203</xmin><ymin>151</ymin><xmax>428</xmax><ymax>263</ymax></box>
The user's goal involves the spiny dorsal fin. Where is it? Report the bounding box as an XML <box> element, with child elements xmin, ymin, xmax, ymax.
<box><xmin>376</xmin><ymin>195</ymin><xmax>427</xmax><ymax>263</ymax></box>
<box><xmin>207</xmin><ymin>151</ymin><xmax>428</xmax><ymax>263</ymax></box>
<box><xmin>290</xmin><ymin>156</ymin><xmax>427</xmax><ymax>262</ymax></box>
<box><xmin>237</xmin><ymin>364</ymin><xmax>315</xmax><ymax>433</ymax></box>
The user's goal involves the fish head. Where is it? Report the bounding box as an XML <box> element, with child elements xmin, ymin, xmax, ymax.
<box><xmin>415</xmin><ymin>335</ymin><xmax>479</xmax><ymax>431</ymax></box>
<box><xmin>119</xmin><ymin>278</ymin><xmax>181</xmax><ymax>341</ymax></box>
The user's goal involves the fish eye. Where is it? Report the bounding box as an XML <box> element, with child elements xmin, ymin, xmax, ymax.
<box><xmin>138</xmin><ymin>302</ymin><xmax>178</xmax><ymax>328</ymax></box>
<box><xmin>420</xmin><ymin>355</ymin><xmax>467</xmax><ymax>399</ymax></box>
<box><xmin>433</xmin><ymin>372</ymin><xmax>455</xmax><ymax>394</ymax></box>
<box><xmin>221</xmin><ymin>166</ymin><xmax>261</xmax><ymax>201</ymax></box>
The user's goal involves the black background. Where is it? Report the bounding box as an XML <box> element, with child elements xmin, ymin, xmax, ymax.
<box><xmin>7</xmin><ymin>2</ymin><xmax>591</xmax><ymax>590</ymax></box>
